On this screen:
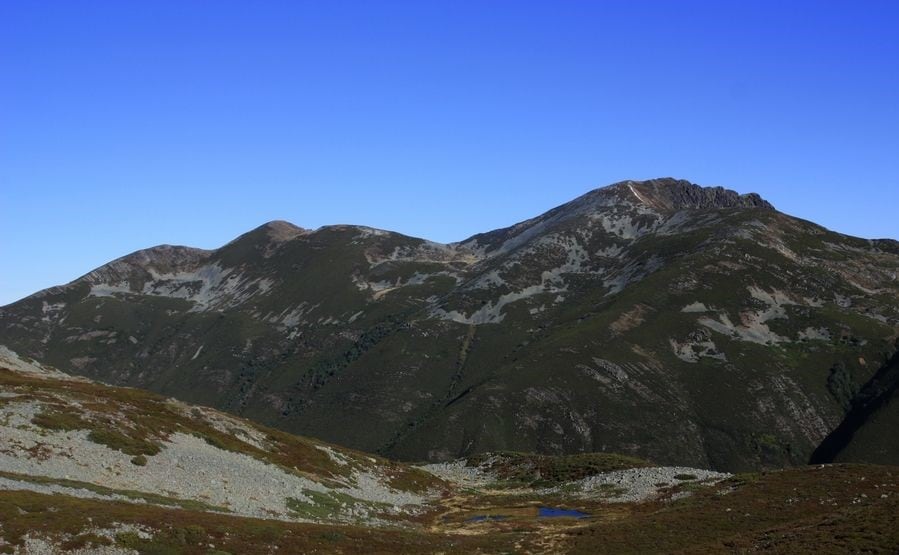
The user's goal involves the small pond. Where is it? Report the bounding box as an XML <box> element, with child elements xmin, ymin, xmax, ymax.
<box><xmin>537</xmin><ymin>506</ymin><xmax>589</xmax><ymax>518</ymax></box>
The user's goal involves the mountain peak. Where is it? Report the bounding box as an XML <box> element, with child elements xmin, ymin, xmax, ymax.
<box><xmin>607</xmin><ymin>178</ymin><xmax>774</xmax><ymax>211</ymax></box>
<box><xmin>460</xmin><ymin>178</ymin><xmax>775</xmax><ymax>254</ymax></box>
<box><xmin>257</xmin><ymin>220</ymin><xmax>309</xmax><ymax>242</ymax></box>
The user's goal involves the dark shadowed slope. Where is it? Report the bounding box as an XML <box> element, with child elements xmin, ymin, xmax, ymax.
<box><xmin>811</xmin><ymin>347</ymin><xmax>899</xmax><ymax>465</ymax></box>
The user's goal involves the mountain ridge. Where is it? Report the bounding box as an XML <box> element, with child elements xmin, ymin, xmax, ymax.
<box><xmin>79</xmin><ymin>179</ymin><xmax>781</xmax><ymax>278</ymax></box>
<box><xmin>9</xmin><ymin>178</ymin><xmax>860</xmax><ymax>308</ymax></box>
<box><xmin>10</xmin><ymin>177</ymin><xmax>891</xmax><ymax>312</ymax></box>
<box><xmin>2</xmin><ymin>177</ymin><xmax>897</xmax><ymax>472</ymax></box>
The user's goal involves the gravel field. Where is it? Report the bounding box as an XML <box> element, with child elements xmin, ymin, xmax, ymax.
<box><xmin>418</xmin><ymin>459</ymin><xmax>497</xmax><ymax>488</ymax></box>
<box><xmin>0</xmin><ymin>402</ymin><xmax>426</xmax><ymax>523</ymax></box>
<box><xmin>572</xmin><ymin>466</ymin><xmax>732</xmax><ymax>502</ymax></box>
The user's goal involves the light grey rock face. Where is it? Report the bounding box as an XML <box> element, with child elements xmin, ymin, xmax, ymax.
<box><xmin>417</xmin><ymin>459</ymin><xmax>497</xmax><ymax>488</ymax></box>
<box><xmin>15</xmin><ymin>535</ymin><xmax>138</xmax><ymax>555</ymax></box>
<box><xmin>419</xmin><ymin>458</ymin><xmax>730</xmax><ymax>505</ymax></box>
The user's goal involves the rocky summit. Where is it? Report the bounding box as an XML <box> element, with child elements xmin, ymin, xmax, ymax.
<box><xmin>2</xmin><ymin>178</ymin><xmax>898</xmax><ymax>473</ymax></box>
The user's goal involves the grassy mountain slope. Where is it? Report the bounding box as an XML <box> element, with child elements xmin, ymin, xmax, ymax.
<box><xmin>2</xmin><ymin>179</ymin><xmax>898</xmax><ymax>471</ymax></box>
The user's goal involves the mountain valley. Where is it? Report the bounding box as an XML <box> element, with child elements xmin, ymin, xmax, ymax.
<box><xmin>1</xmin><ymin>347</ymin><xmax>897</xmax><ymax>554</ymax></box>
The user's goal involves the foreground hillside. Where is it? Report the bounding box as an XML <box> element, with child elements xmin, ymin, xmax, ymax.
<box><xmin>0</xmin><ymin>347</ymin><xmax>440</xmax><ymax>525</ymax></box>
<box><xmin>1</xmin><ymin>350</ymin><xmax>897</xmax><ymax>554</ymax></box>
<box><xmin>2</xmin><ymin>179</ymin><xmax>898</xmax><ymax>471</ymax></box>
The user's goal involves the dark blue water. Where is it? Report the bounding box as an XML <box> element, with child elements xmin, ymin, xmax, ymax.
<box><xmin>538</xmin><ymin>506</ymin><xmax>589</xmax><ymax>518</ymax></box>
<box><xmin>466</xmin><ymin>507</ymin><xmax>589</xmax><ymax>522</ymax></box>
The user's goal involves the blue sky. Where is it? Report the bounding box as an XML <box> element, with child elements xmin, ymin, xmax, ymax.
<box><xmin>2</xmin><ymin>1</ymin><xmax>898</xmax><ymax>306</ymax></box>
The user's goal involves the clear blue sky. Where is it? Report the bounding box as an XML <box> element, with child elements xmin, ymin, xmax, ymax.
<box><xmin>2</xmin><ymin>1</ymin><xmax>898</xmax><ymax>306</ymax></box>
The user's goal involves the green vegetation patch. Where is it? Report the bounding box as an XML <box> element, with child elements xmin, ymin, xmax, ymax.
<box><xmin>0</xmin><ymin>488</ymin><xmax>483</xmax><ymax>554</ymax></box>
<box><xmin>28</xmin><ymin>402</ymin><xmax>163</xmax><ymax>457</ymax></box>
<box><xmin>30</xmin><ymin>409</ymin><xmax>87</xmax><ymax>432</ymax></box>
<box><xmin>87</xmin><ymin>428</ymin><xmax>161</xmax><ymax>457</ymax></box>
<box><xmin>286</xmin><ymin>488</ymin><xmax>388</xmax><ymax>521</ymax></box>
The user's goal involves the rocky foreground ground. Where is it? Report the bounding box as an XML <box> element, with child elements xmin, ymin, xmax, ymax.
<box><xmin>1</xmin><ymin>347</ymin><xmax>897</xmax><ymax>554</ymax></box>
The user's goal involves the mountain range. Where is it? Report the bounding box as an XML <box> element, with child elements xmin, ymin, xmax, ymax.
<box><xmin>2</xmin><ymin>178</ymin><xmax>898</xmax><ymax>472</ymax></box>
